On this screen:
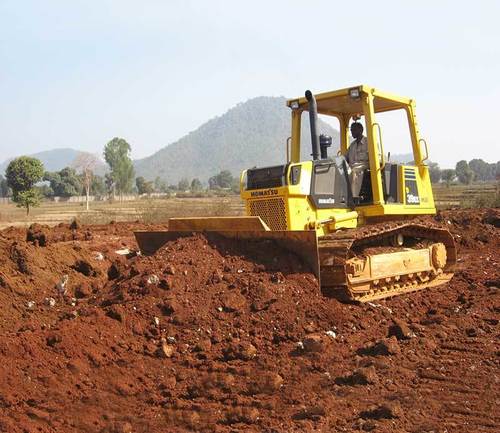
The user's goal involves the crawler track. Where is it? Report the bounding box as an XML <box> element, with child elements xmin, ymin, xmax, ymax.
<box><xmin>319</xmin><ymin>221</ymin><xmax>457</xmax><ymax>302</ymax></box>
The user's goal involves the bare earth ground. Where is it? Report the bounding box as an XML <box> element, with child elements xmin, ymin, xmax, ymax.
<box><xmin>0</xmin><ymin>208</ymin><xmax>498</xmax><ymax>433</ymax></box>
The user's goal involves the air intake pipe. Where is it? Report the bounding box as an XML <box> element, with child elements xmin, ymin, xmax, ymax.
<box><xmin>305</xmin><ymin>90</ymin><xmax>320</xmax><ymax>160</ymax></box>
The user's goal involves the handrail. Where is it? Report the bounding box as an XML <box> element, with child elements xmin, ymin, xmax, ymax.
<box><xmin>373</xmin><ymin>123</ymin><xmax>385</xmax><ymax>169</ymax></box>
<box><xmin>419</xmin><ymin>138</ymin><xmax>429</xmax><ymax>162</ymax></box>
<box><xmin>286</xmin><ymin>137</ymin><xmax>291</xmax><ymax>162</ymax></box>
<box><xmin>239</xmin><ymin>170</ymin><xmax>247</xmax><ymax>192</ymax></box>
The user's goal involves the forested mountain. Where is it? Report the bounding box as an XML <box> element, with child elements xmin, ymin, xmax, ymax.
<box><xmin>133</xmin><ymin>96</ymin><xmax>340</xmax><ymax>183</ymax></box>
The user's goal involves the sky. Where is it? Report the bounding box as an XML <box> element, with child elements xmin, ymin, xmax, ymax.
<box><xmin>0</xmin><ymin>0</ymin><xmax>499</xmax><ymax>168</ymax></box>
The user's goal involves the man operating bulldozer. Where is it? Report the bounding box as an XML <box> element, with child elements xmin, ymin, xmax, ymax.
<box><xmin>346</xmin><ymin>121</ymin><xmax>369</xmax><ymax>202</ymax></box>
<box><xmin>346</xmin><ymin>121</ymin><xmax>368</xmax><ymax>164</ymax></box>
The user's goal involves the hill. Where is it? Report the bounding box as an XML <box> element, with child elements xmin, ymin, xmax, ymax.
<box><xmin>133</xmin><ymin>96</ymin><xmax>340</xmax><ymax>183</ymax></box>
<box><xmin>0</xmin><ymin>148</ymin><xmax>107</xmax><ymax>175</ymax></box>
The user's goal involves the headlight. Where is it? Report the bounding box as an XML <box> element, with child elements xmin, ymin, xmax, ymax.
<box><xmin>349</xmin><ymin>87</ymin><xmax>361</xmax><ymax>100</ymax></box>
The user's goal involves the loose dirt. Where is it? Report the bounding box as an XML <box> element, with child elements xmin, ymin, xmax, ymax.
<box><xmin>0</xmin><ymin>209</ymin><xmax>498</xmax><ymax>433</ymax></box>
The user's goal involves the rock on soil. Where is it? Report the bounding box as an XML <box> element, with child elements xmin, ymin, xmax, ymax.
<box><xmin>157</xmin><ymin>342</ymin><xmax>175</xmax><ymax>358</ymax></box>
<box><xmin>359</xmin><ymin>336</ymin><xmax>401</xmax><ymax>356</ymax></box>
<box><xmin>0</xmin><ymin>209</ymin><xmax>498</xmax><ymax>432</ymax></box>
<box><xmin>222</xmin><ymin>341</ymin><xmax>257</xmax><ymax>361</ymax></box>
<box><xmin>336</xmin><ymin>366</ymin><xmax>378</xmax><ymax>386</ymax></box>
<box><xmin>360</xmin><ymin>402</ymin><xmax>403</xmax><ymax>420</ymax></box>
<box><xmin>302</xmin><ymin>334</ymin><xmax>327</xmax><ymax>353</ymax></box>
<box><xmin>388</xmin><ymin>318</ymin><xmax>414</xmax><ymax>340</ymax></box>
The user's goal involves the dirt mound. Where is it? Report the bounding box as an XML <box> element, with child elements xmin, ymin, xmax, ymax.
<box><xmin>434</xmin><ymin>208</ymin><xmax>500</xmax><ymax>248</ymax></box>
<box><xmin>0</xmin><ymin>209</ymin><xmax>498</xmax><ymax>432</ymax></box>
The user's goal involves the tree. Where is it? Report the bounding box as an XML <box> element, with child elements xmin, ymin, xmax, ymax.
<box><xmin>153</xmin><ymin>176</ymin><xmax>169</xmax><ymax>193</ymax></box>
<box><xmin>468</xmin><ymin>158</ymin><xmax>496</xmax><ymax>182</ymax></box>
<box><xmin>115</xmin><ymin>158</ymin><xmax>135</xmax><ymax>196</ymax></box>
<box><xmin>0</xmin><ymin>175</ymin><xmax>10</xmax><ymax>197</ymax></box>
<box><xmin>104</xmin><ymin>173</ymin><xmax>115</xmax><ymax>197</ymax></box>
<box><xmin>136</xmin><ymin>176</ymin><xmax>145</xmax><ymax>194</ymax></box>
<box><xmin>44</xmin><ymin>167</ymin><xmax>82</xmax><ymax>197</ymax></box>
<box><xmin>91</xmin><ymin>175</ymin><xmax>106</xmax><ymax>198</ymax></box>
<box><xmin>104</xmin><ymin>138</ymin><xmax>135</xmax><ymax>198</ymax></box>
<box><xmin>209</xmin><ymin>170</ymin><xmax>234</xmax><ymax>189</ymax></box>
<box><xmin>455</xmin><ymin>160</ymin><xmax>474</xmax><ymax>185</ymax></box>
<box><xmin>441</xmin><ymin>169</ymin><xmax>455</xmax><ymax>188</ymax></box>
<box><xmin>73</xmin><ymin>153</ymin><xmax>100</xmax><ymax>211</ymax></box>
<box><xmin>427</xmin><ymin>161</ymin><xmax>441</xmax><ymax>184</ymax></box>
<box><xmin>37</xmin><ymin>184</ymin><xmax>54</xmax><ymax>198</ymax></box>
<box><xmin>15</xmin><ymin>190</ymin><xmax>42</xmax><ymax>214</ymax></box>
<box><xmin>5</xmin><ymin>156</ymin><xmax>44</xmax><ymax>215</ymax></box>
<box><xmin>178</xmin><ymin>178</ymin><xmax>190</xmax><ymax>192</ymax></box>
<box><xmin>231</xmin><ymin>177</ymin><xmax>241</xmax><ymax>194</ymax></box>
<box><xmin>136</xmin><ymin>176</ymin><xmax>154</xmax><ymax>195</ymax></box>
<box><xmin>191</xmin><ymin>178</ymin><xmax>203</xmax><ymax>192</ymax></box>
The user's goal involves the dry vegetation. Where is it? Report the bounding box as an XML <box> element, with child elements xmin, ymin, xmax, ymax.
<box><xmin>433</xmin><ymin>182</ymin><xmax>499</xmax><ymax>209</ymax></box>
<box><xmin>0</xmin><ymin>197</ymin><xmax>244</xmax><ymax>229</ymax></box>
<box><xmin>0</xmin><ymin>183</ymin><xmax>497</xmax><ymax>229</ymax></box>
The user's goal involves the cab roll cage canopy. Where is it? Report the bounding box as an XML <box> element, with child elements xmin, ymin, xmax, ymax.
<box><xmin>286</xmin><ymin>85</ymin><xmax>428</xmax><ymax>174</ymax></box>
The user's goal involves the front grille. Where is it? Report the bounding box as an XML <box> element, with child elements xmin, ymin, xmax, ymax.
<box><xmin>249</xmin><ymin>198</ymin><xmax>288</xmax><ymax>231</ymax></box>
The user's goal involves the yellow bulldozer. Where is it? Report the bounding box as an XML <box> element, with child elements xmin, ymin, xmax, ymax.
<box><xmin>135</xmin><ymin>85</ymin><xmax>456</xmax><ymax>302</ymax></box>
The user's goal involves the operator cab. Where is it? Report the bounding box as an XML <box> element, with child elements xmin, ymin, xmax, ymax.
<box><xmin>286</xmin><ymin>85</ymin><xmax>432</xmax><ymax>212</ymax></box>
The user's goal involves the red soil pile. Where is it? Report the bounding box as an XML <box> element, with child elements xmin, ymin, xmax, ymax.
<box><xmin>0</xmin><ymin>209</ymin><xmax>498</xmax><ymax>433</ymax></box>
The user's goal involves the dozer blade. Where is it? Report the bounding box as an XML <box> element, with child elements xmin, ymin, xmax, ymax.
<box><xmin>168</xmin><ymin>216</ymin><xmax>271</xmax><ymax>231</ymax></box>
<box><xmin>134</xmin><ymin>216</ymin><xmax>320</xmax><ymax>282</ymax></box>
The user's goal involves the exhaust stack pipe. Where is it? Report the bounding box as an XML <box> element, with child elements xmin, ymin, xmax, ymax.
<box><xmin>305</xmin><ymin>90</ymin><xmax>320</xmax><ymax>160</ymax></box>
